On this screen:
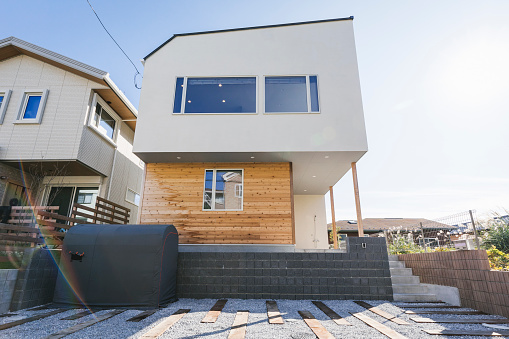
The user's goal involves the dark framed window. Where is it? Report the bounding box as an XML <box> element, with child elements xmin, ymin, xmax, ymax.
<box><xmin>265</xmin><ymin>75</ymin><xmax>319</xmax><ymax>113</ymax></box>
<box><xmin>174</xmin><ymin>77</ymin><xmax>256</xmax><ymax>114</ymax></box>
<box><xmin>203</xmin><ymin>169</ymin><xmax>243</xmax><ymax>210</ymax></box>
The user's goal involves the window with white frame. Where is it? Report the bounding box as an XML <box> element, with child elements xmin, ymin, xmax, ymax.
<box><xmin>125</xmin><ymin>188</ymin><xmax>140</xmax><ymax>206</ymax></box>
<box><xmin>0</xmin><ymin>89</ymin><xmax>12</xmax><ymax>124</ymax></box>
<box><xmin>265</xmin><ymin>75</ymin><xmax>319</xmax><ymax>113</ymax></box>
<box><xmin>173</xmin><ymin>77</ymin><xmax>256</xmax><ymax>114</ymax></box>
<box><xmin>14</xmin><ymin>89</ymin><xmax>49</xmax><ymax>123</ymax></box>
<box><xmin>203</xmin><ymin>169</ymin><xmax>243</xmax><ymax>210</ymax></box>
<box><xmin>89</xmin><ymin>94</ymin><xmax>118</xmax><ymax>142</ymax></box>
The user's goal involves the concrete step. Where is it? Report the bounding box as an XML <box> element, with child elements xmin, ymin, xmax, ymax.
<box><xmin>391</xmin><ymin>275</ymin><xmax>420</xmax><ymax>284</ymax></box>
<box><xmin>392</xmin><ymin>284</ymin><xmax>429</xmax><ymax>294</ymax></box>
<box><xmin>389</xmin><ymin>268</ymin><xmax>413</xmax><ymax>276</ymax></box>
<box><xmin>393</xmin><ymin>293</ymin><xmax>438</xmax><ymax>302</ymax></box>
<box><xmin>389</xmin><ymin>261</ymin><xmax>405</xmax><ymax>268</ymax></box>
<box><xmin>388</xmin><ymin>255</ymin><xmax>399</xmax><ymax>261</ymax></box>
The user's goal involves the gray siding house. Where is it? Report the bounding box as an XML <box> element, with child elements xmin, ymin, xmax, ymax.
<box><xmin>0</xmin><ymin>37</ymin><xmax>143</xmax><ymax>222</ymax></box>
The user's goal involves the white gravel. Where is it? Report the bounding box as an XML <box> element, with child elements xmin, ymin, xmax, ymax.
<box><xmin>0</xmin><ymin>299</ymin><xmax>507</xmax><ymax>338</ymax></box>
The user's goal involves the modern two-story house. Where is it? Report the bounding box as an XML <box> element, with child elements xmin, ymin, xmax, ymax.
<box><xmin>0</xmin><ymin>37</ymin><xmax>143</xmax><ymax>222</ymax></box>
<box><xmin>134</xmin><ymin>17</ymin><xmax>368</xmax><ymax>249</ymax></box>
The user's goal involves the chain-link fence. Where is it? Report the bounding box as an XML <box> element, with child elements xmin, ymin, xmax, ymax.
<box><xmin>380</xmin><ymin>210</ymin><xmax>486</xmax><ymax>254</ymax></box>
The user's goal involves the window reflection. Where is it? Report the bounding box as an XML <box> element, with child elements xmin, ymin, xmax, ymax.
<box><xmin>203</xmin><ymin>169</ymin><xmax>243</xmax><ymax>210</ymax></box>
<box><xmin>184</xmin><ymin>77</ymin><xmax>256</xmax><ymax>113</ymax></box>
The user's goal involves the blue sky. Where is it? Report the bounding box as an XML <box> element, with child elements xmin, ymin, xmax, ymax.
<box><xmin>3</xmin><ymin>1</ymin><xmax>509</xmax><ymax>221</ymax></box>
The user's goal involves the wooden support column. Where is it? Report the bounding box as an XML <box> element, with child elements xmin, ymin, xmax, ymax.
<box><xmin>351</xmin><ymin>162</ymin><xmax>364</xmax><ymax>237</ymax></box>
<box><xmin>329</xmin><ymin>186</ymin><xmax>338</xmax><ymax>249</ymax></box>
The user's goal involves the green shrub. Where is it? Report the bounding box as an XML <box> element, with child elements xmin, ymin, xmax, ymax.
<box><xmin>482</xmin><ymin>217</ymin><xmax>509</xmax><ymax>253</ymax></box>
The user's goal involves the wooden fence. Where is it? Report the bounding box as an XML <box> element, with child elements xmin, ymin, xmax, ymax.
<box><xmin>0</xmin><ymin>197</ymin><xmax>131</xmax><ymax>255</ymax></box>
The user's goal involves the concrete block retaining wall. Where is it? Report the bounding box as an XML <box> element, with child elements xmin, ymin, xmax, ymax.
<box><xmin>0</xmin><ymin>269</ymin><xmax>18</xmax><ymax>313</ymax></box>
<box><xmin>9</xmin><ymin>248</ymin><xmax>60</xmax><ymax>311</ymax></box>
<box><xmin>177</xmin><ymin>237</ymin><xmax>393</xmax><ymax>300</ymax></box>
<box><xmin>399</xmin><ymin>250</ymin><xmax>509</xmax><ymax>317</ymax></box>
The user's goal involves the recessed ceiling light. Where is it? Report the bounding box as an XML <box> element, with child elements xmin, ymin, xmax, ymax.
<box><xmin>177</xmin><ymin>156</ymin><xmax>181</xmax><ymax>160</ymax></box>
<box><xmin>304</xmin><ymin>189</ymin><xmax>307</xmax><ymax>192</ymax></box>
<box><xmin>312</xmin><ymin>175</ymin><xmax>316</xmax><ymax>178</ymax></box>
<box><xmin>250</xmin><ymin>156</ymin><xmax>255</xmax><ymax>159</ymax></box>
<box><xmin>324</xmin><ymin>156</ymin><xmax>329</xmax><ymax>159</ymax></box>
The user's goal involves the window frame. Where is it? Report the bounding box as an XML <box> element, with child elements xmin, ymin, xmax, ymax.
<box><xmin>202</xmin><ymin>168</ymin><xmax>244</xmax><ymax>211</ymax></box>
<box><xmin>125</xmin><ymin>187</ymin><xmax>141</xmax><ymax>206</ymax></box>
<box><xmin>88</xmin><ymin>93</ymin><xmax>120</xmax><ymax>144</ymax></box>
<box><xmin>14</xmin><ymin>89</ymin><xmax>49</xmax><ymax>124</ymax></box>
<box><xmin>263</xmin><ymin>75</ymin><xmax>320</xmax><ymax>114</ymax></box>
<box><xmin>0</xmin><ymin>89</ymin><xmax>12</xmax><ymax>124</ymax></box>
<box><xmin>173</xmin><ymin>76</ymin><xmax>259</xmax><ymax>115</ymax></box>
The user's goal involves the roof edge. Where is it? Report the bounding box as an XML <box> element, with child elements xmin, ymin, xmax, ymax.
<box><xmin>0</xmin><ymin>36</ymin><xmax>108</xmax><ymax>79</ymax></box>
<box><xmin>143</xmin><ymin>16</ymin><xmax>354</xmax><ymax>60</ymax></box>
<box><xmin>103</xmin><ymin>74</ymin><xmax>138</xmax><ymax>117</ymax></box>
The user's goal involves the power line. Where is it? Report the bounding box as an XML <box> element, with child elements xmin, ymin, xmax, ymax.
<box><xmin>86</xmin><ymin>0</ymin><xmax>141</xmax><ymax>89</ymax></box>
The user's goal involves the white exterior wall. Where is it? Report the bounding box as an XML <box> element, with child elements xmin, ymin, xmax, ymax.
<box><xmin>0</xmin><ymin>55</ymin><xmax>106</xmax><ymax>160</ymax></box>
<box><xmin>135</xmin><ymin>20</ymin><xmax>367</xmax><ymax>155</ymax></box>
<box><xmin>294</xmin><ymin>195</ymin><xmax>329</xmax><ymax>249</ymax></box>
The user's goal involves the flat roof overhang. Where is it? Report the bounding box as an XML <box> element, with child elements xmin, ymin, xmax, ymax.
<box><xmin>135</xmin><ymin>150</ymin><xmax>366</xmax><ymax>195</ymax></box>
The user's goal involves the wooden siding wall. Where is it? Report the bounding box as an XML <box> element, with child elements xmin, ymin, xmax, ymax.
<box><xmin>140</xmin><ymin>162</ymin><xmax>294</xmax><ymax>244</ymax></box>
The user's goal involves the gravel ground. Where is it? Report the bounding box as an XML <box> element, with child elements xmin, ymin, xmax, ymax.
<box><xmin>0</xmin><ymin>300</ymin><xmax>507</xmax><ymax>338</ymax></box>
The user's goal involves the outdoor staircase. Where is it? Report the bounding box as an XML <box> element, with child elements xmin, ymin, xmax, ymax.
<box><xmin>389</xmin><ymin>255</ymin><xmax>438</xmax><ymax>302</ymax></box>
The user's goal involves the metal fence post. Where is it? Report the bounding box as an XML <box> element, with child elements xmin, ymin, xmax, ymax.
<box><xmin>469</xmin><ymin>210</ymin><xmax>480</xmax><ymax>250</ymax></box>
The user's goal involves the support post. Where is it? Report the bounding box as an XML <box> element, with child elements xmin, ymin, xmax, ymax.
<box><xmin>329</xmin><ymin>186</ymin><xmax>338</xmax><ymax>249</ymax></box>
<box><xmin>420</xmin><ymin>222</ymin><xmax>427</xmax><ymax>252</ymax></box>
<box><xmin>469</xmin><ymin>210</ymin><xmax>480</xmax><ymax>250</ymax></box>
<box><xmin>351</xmin><ymin>162</ymin><xmax>364</xmax><ymax>237</ymax></box>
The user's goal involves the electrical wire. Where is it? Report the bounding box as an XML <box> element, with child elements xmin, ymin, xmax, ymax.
<box><xmin>86</xmin><ymin>0</ymin><xmax>142</xmax><ymax>89</ymax></box>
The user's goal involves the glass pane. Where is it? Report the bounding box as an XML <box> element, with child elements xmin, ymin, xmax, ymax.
<box><xmin>23</xmin><ymin>95</ymin><xmax>42</xmax><ymax>119</ymax></box>
<box><xmin>0</xmin><ymin>96</ymin><xmax>3</xmax><ymax>109</ymax></box>
<box><xmin>184</xmin><ymin>77</ymin><xmax>256</xmax><ymax>113</ymax></box>
<box><xmin>310</xmin><ymin>76</ymin><xmax>319</xmax><ymax>112</ymax></box>
<box><xmin>215</xmin><ymin>170</ymin><xmax>242</xmax><ymax>210</ymax></box>
<box><xmin>173</xmin><ymin>77</ymin><xmax>184</xmax><ymax>113</ymax></box>
<box><xmin>265</xmin><ymin>76</ymin><xmax>307</xmax><ymax>113</ymax></box>
<box><xmin>94</xmin><ymin>103</ymin><xmax>102</xmax><ymax>127</ymax></box>
<box><xmin>203</xmin><ymin>170</ymin><xmax>214</xmax><ymax>209</ymax></box>
<box><xmin>99</xmin><ymin>109</ymin><xmax>116</xmax><ymax>139</ymax></box>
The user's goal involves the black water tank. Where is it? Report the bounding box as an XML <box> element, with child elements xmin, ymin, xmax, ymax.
<box><xmin>53</xmin><ymin>224</ymin><xmax>178</xmax><ymax>309</ymax></box>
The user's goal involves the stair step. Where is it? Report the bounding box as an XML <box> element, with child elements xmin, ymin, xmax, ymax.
<box><xmin>390</xmin><ymin>268</ymin><xmax>413</xmax><ymax>276</ymax></box>
<box><xmin>391</xmin><ymin>275</ymin><xmax>420</xmax><ymax>284</ymax></box>
<box><xmin>388</xmin><ymin>255</ymin><xmax>399</xmax><ymax>261</ymax></box>
<box><xmin>392</xmin><ymin>284</ymin><xmax>429</xmax><ymax>294</ymax></box>
<box><xmin>389</xmin><ymin>261</ymin><xmax>405</xmax><ymax>268</ymax></box>
<box><xmin>393</xmin><ymin>293</ymin><xmax>438</xmax><ymax>302</ymax></box>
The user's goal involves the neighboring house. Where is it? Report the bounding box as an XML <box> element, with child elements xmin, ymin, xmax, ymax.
<box><xmin>134</xmin><ymin>17</ymin><xmax>368</xmax><ymax>249</ymax></box>
<box><xmin>329</xmin><ymin>218</ymin><xmax>457</xmax><ymax>245</ymax></box>
<box><xmin>0</xmin><ymin>37</ymin><xmax>143</xmax><ymax>222</ymax></box>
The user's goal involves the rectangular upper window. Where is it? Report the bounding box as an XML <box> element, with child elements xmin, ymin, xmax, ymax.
<box><xmin>265</xmin><ymin>75</ymin><xmax>319</xmax><ymax>113</ymax></box>
<box><xmin>203</xmin><ymin>169</ymin><xmax>243</xmax><ymax>211</ymax></box>
<box><xmin>14</xmin><ymin>89</ymin><xmax>49</xmax><ymax>124</ymax></box>
<box><xmin>88</xmin><ymin>93</ymin><xmax>119</xmax><ymax>143</ymax></box>
<box><xmin>0</xmin><ymin>89</ymin><xmax>12</xmax><ymax>124</ymax></box>
<box><xmin>126</xmin><ymin>188</ymin><xmax>141</xmax><ymax>206</ymax></box>
<box><xmin>174</xmin><ymin>77</ymin><xmax>256</xmax><ymax>114</ymax></box>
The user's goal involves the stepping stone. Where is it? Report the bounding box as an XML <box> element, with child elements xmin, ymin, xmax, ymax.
<box><xmin>299</xmin><ymin>310</ymin><xmax>335</xmax><ymax>339</ymax></box>
<box><xmin>202</xmin><ymin>299</ymin><xmax>227</xmax><ymax>323</ymax></box>
<box><xmin>228</xmin><ymin>310</ymin><xmax>249</xmax><ymax>339</ymax></box>
<box><xmin>126</xmin><ymin>309</ymin><xmax>157</xmax><ymax>322</ymax></box>
<box><xmin>354</xmin><ymin>301</ymin><xmax>409</xmax><ymax>325</ymax></box>
<box><xmin>45</xmin><ymin>310</ymin><xmax>124</xmax><ymax>338</ymax></box>
<box><xmin>0</xmin><ymin>309</ymin><xmax>66</xmax><ymax>330</ymax></box>
<box><xmin>351</xmin><ymin>312</ymin><xmax>408</xmax><ymax>339</ymax></box>
<box><xmin>424</xmin><ymin>329</ymin><xmax>509</xmax><ymax>336</ymax></box>
<box><xmin>411</xmin><ymin>317</ymin><xmax>509</xmax><ymax>324</ymax></box>
<box><xmin>312</xmin><ymin>301</ymin><xmax>351</xmax><ymax>326</ymax></box>
<box><xmin>266</xmin><ymin>301</ymin><xmax>284</xmax><ymax>324</ymax></box>
<box><xmin>140</xmin><ymin>309</ymin><xmax>190</xmax><ymax>338</ymax></box>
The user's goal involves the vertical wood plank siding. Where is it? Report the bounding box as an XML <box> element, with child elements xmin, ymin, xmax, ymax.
<box><xmin>140</xmin><ymin>162</ymin><xmax>293</xmax><ymax>244</ymax></box>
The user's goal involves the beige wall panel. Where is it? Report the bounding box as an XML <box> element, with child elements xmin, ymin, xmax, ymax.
<box><xmin>140</xmin><ymin>162</ymin><xmax>293</xmax><ymax>244</ymax></box>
